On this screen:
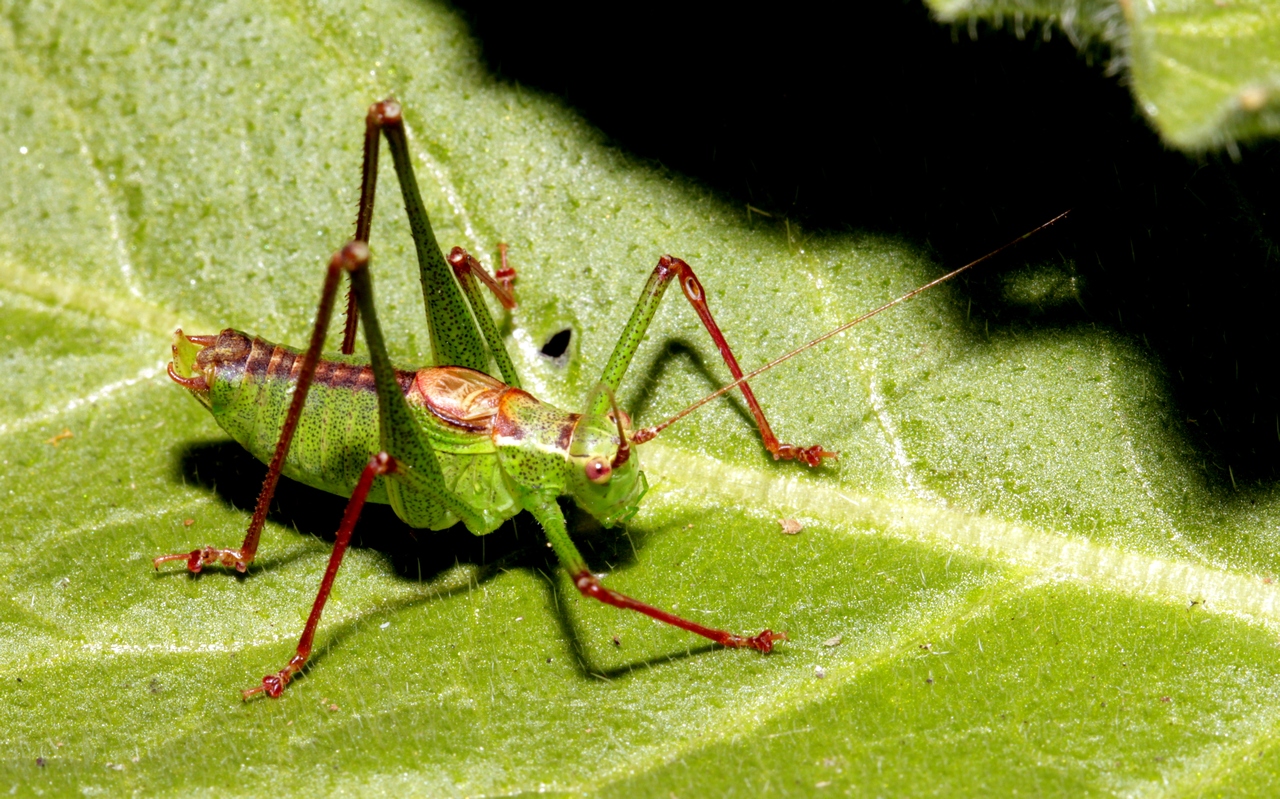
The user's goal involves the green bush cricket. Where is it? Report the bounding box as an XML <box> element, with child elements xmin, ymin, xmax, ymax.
<box><xmin>156</xmin><ymin>99</ymin><xmax>1067</xmax><ymax>699</ymax></box>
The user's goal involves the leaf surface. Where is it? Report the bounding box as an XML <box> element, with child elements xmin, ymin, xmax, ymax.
<box><xmin>2</xmin><ymin>1</ymin><xmax>1280</xmax><ymax>797</ymax></box>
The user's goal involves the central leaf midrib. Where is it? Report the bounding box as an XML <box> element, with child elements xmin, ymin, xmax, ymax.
<box><xmin>643</xmin><ymin>443</ymin><xmax>1280</xmax><ymax>630</ymax></box>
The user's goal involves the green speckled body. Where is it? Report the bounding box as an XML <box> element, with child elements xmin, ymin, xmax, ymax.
<box><xmin>177</xmin><ymin>324</ymin><xmax>649</xmax><ymax>546</ymax></box>
<box><xmin>199</xmin><ymin>330</ymin><xmax>569</xmax><ymax>534</ymax></box>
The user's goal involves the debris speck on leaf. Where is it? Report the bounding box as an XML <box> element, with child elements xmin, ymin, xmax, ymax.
<box><xmin>45</xmin><ymin>428</ymin><xmax>73</xmax><ymax>446</ymax></box>
<box><xmin>814</xmin><ymin>665</ymin><xmax>826</xmax><ymax>679</ymax></box>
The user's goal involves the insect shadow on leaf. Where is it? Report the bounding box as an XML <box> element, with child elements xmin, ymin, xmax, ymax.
<box><xmin>176</xmin><ymin>438</ymin><xmax>680</xmax><ymax>678</ymax></box>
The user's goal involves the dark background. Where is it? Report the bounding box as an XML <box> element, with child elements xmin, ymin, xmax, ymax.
<box><xmin>457</xmin><ymin>0</ymin><xmax>1280</xmax><ymax>487</ymax></box>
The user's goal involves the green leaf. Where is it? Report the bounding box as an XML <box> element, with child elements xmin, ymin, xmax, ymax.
<box><xmin>2</xmin><ymin>1</ymin><xmax>1279</xmax><ymax>797</ymax></box>
<box><xmin>928</xmin><ymin>0</ymin><xmax>1280</xmax><ymax>151</ymax></box>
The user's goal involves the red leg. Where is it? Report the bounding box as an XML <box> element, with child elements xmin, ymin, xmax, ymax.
<box><xmin>446</xmin><ymin>246</ymin><xmax>517</xmax><ymax>310</ymax></box>
<box><xmin>340</xmin><ymin>102</ymin><xmax>385</xmax><ymax>355</ymax></box>
<box><xmin>154</xmin><ymin>245</ymin><xmax>360</xmax><ymax>573</ymax></box>
<box><xmin>631</xmin><ymin>256</ymin><xmax>836</xmax><ymax>466</ymax></box>
<box><xmin>572</xmin><ymin>571</ymin><xmax>783</xmax><ymax>652</ymax></box>
<box><xmin>445</xmin><ymin>245</ymin><xmax>521</xmax><ymax>387</ymax></box>
<box><xmin>242</xmin><ymin>452</ymin><xmax>396</xmax><ymax>700</ymax></box>
<box><xmin>495</xmin><ymin>242</ymin><xmax>516</xmax><ymax>298</ymax></box>
<box><xmin>528</xmin><ymin>499</ymin><xmax>782</xmax><ymax>654</ymax></box>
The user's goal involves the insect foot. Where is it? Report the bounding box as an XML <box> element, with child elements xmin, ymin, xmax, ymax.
<box><xmin>733</xmin><ymin>629</ymin><xmax>787</xmax><ymax>653</ymax></box>
<box><xmin>242</xmin><ymin>654</ymin><xmax>307</xmax><ymax>701</ymax></box>
<box><xmin>773</xmin><ymin>443</ymin><xmax>838</xmax><ymax>468</ymax></box>
<box><xmin>152</xmin><ymin>546</ymin><xmax>250</xmax><ymax>573</ymax></box>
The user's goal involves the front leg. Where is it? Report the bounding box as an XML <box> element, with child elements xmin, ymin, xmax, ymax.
<box><xmin>527</xmin><ymin>497</ymin><xmax>782</xmax><ymax>652</ymax></box>
<box><xmin>595</xmin><ymin>256</ymin><xmax>835</xmax><ymax>467</ymax></box>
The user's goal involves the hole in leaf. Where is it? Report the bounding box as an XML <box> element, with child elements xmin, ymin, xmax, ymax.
<box><xmin>540</xmin><ymin>328</ymin><xmax>572</xmax><ymax>359</ymax></box>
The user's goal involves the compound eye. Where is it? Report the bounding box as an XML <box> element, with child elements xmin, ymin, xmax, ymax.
<box><xmin>585</xmin><ymin>456</ymin><xmax>612</xmax><ymax>484</ymax></box>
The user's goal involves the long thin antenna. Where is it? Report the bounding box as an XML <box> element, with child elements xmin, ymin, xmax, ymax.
<box><xmin>632</xmin><ymin>210</ymin><xmax>1070</xmax><ymax>445</ymax></box>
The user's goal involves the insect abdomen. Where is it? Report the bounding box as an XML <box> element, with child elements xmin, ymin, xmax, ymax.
<box><xmin>199</xmin><ymin>331</ymin><xmax>518</xmax><ymax>531</ymax></box>
<box><xmin>208</xmin><ymin>335</ymin><xmax>390</xmax><ymax>502</ymax></box>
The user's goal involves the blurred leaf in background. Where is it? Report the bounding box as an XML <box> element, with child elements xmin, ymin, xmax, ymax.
<box><xmin>930</xmin><ymin>0</ymin><xmax>1280</xmax><ymax>151</ymax></box>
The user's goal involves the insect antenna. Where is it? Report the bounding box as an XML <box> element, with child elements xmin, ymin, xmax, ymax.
<box><xmin>631</xmin><ymin>210</ymin><xmax>1071</xmax><ymax>445</ymax></box>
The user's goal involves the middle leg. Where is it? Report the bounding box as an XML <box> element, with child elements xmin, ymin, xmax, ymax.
<box><xmin>595</xmin><ymin>255</ymin><xmax>836</xmax><ymax>466</ymax></box>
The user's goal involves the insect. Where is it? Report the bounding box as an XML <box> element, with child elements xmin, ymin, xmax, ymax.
<box><xmin>156</xmin><ymin>98</ymin><xmax>1066</xmax><ymax>699</ymax></box>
